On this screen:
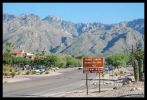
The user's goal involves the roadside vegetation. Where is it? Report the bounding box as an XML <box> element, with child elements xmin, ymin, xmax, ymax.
<box><xmin>3</xmin><ymin>42</ymin><xmax>144</xmax><ymax>82</ymax></box>
<box><xmin>105</xmin><ymin>47</ymin><xmax>144</xmax><ymax>82</ymax></box>
<box><xmin>3</xmin><ymin>42</ymin><xmax>82</xmax><ymax>77</ymax></box>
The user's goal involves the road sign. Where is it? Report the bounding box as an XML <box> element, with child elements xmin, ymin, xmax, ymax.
<box><xmin>83</xmin><ymin>57</ymin><xmax>104</xmax><ymax>73</ymax></box>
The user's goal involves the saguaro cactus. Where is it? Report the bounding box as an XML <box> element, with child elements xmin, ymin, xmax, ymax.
<box><xmin>133</xmin><ymin>59</ymin><xmax>139</xmax><ymax>82</ymax></box>
<box><xmin>138</xmin><ymin>59</ymin><xmax>143</xmax><ymax>81</ymax></box>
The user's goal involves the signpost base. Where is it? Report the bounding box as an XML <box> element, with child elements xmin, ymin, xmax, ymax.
<box><xmin>99</xmin><ymin>72</ymin><xmax>100</xmax><ymax>93</ymax></box>
<box><xmin>86</xmin><ymin>73</ymin><xmax>88</xmax><ymax>95</ymax></box>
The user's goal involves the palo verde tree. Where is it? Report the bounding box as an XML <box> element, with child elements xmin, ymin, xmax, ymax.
<box><xmin>66</xmin><ymin>56</ymin><xmax>82</xmax><ymax>67</ymax></box>
<box><xmin>44</xmin><ymin>54</ymin><xmax>59</xmax><ymax>68</ymax></box>
<box><xmin>106</xmin><ymin>53</ymin><xmax>129</xmax><ymax>69</ymax></box>
<box><xmin>106</xmin><ymin>53</ymin><xmax>129</xmax><ymax>79</ymax></box>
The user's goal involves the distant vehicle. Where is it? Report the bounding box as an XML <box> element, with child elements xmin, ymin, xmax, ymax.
<box><xmin>34</xmin><ymin>69</ymin><xmax>41</xmax><ymax>73</ymax></box>
<box><xmin>78</xmin><ymin>67</ymin><xmax>83</xmax><ymax>70</ymax></box>
<box><xmin>23</xmin><ymin>65</ymin><xmax>32</xmax><ymax>70</ymax></box>
<box><xmin>109</xmin><ymin>67</ymin><xmax>113</xmax><ymax>71</ymax></box>
<box><xmin>33</xmin><ymin>66</ymin><xmax>46</xmax><ymax>72</ymax></box>
<box><xmin>105</xmin><ymin>66</ymin><xmax>113</xmax><ymax>71</ymax></box>
<box><xmin>105</xmin><ymin>67</ymin><xmax>109</xmax><ymax>71</ymax></box>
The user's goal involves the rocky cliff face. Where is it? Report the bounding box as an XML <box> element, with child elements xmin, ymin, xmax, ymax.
<box><xmin>3</xmin><ymin>14</ymin><xmax>144</xmax><ymax>56</ymax></box>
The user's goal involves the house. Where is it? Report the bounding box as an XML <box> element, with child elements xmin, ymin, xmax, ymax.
<box><xmin>11</xmin><ymin>50</ymin><xmax>25</xmax><ymax>57</ymax></box>
<box><xmin>11</xmin><ymin>50</ymin><xmax>34</xmax><ymax>59</ymax></box>
<box><xmin>24</xmin><ymin>53</ymin><xmax>34</xmax><ymax>59</ymax></box>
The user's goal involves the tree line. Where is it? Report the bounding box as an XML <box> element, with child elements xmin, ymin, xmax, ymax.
<box><xmin>3</xmin><ymin>42</ymin><xmax>144</xmax><ymax>82</ymax></box>
<box><xmin>3</xmin><ymin>42</ymin><xmax>82</xmax><ymax>69</ymax></box>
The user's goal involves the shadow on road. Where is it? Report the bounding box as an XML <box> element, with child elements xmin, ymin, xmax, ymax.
<box><xmin>14</xmin><ymin>94</ymin><xmax>44</xmax><ymax>97</ymax></box>
<box><xmin>81</xmin><ymin>78</ymin><xmax>123</xmax><ymax>81</ymax></box>
<box><xmin>119</xmin><ymin>94</ymin><xmax>144</xmax><ymax>97</ymax></box>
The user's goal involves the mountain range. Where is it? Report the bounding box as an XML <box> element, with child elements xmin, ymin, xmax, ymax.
<box><xmin>3</xmin><ymin>14</ymin><xmax>144</xmax><ymax>56</ymax></box>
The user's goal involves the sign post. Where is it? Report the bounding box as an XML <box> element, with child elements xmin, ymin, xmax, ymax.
<box><xmin>99</xmin><ymin>72</ymin><xmax>100</xmax><ymax>92</ymax></box>
<box><xmin>83</xmin><ymin>56</ymin><xmax>105</xmax><ymax>95</ymax></box>
<box><xmin>86</xmin><ymin>73</ymin><xmax>88</xmax><ymax>95</ymax></box>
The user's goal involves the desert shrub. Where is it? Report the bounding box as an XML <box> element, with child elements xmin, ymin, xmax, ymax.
<box><xmin>66</xmin><ymin>56</ymin><xmax>82</xmax><ymax>67</ymax></box>
<box><xmin>45</xmin><ymin>71</ymin><xmax>49</xmax><ymax>74</ymax></box>
<box><xmin>17</xmin><ymin>71</ymin><xmax>21</xmax><ymax>75</ymax></box>
<box><xmin>3</xmin><ymin>64</ymin><xmax>11</xmax><ymax>73</ymax></box>
<box><xmin>119</xmin><ymin>70</ymin><xmax>124</xmax><ymax>76</ymax></box>
<box><xmin>10</xmin><ymin>68</ymin><xmax>13</xmax><ymax>72</ymax></box>
<box><xmin>106</xmin><ymin>53</ymin><xmax>129</xmax><ymax>69</ymax></box>
<box><xmin>40</xmin><ymin>71</ymin><xmax>43</xmax><ymax>74</ymax></box>
<box><xmin>11</xmin><ymin>72</ymin><xmax>16</xmax><ymax>78</ymax></box>
<box><xmin>3</xmin><ymin>64</ymin><xmax>17</xmax><ymax>77</ymax></box>
<box><xmin>4</xmin><ymin>71</ymin><xmax>10</xmax><ymax>76</ymax></box>
<box><xmin>114</xmin><ymin>72</ymin><xmax>118</xmax><ymax>76</ymax></box>
<box><xmin>31</xmin><ymin>71</ymin><xmax>36</xmax><ymax>75</ymax></box>
<box><xmin>25</xmin><ymin>71</ymin><xmax>30</xmax><ymax>75</ymax></box>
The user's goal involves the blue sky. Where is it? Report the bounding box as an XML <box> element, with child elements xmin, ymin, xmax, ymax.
<box><xmin>3</xmin><ymin>3</ymin><xmax>144</xmax><ymax>24</ymax></box>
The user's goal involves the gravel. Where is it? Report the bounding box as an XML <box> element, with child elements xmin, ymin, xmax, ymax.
<box><xmin>62</xmin><ymin>81</ymin><xmax>144</xmax><ymax>97</ymax></box>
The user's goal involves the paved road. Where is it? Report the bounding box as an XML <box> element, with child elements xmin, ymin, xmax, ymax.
<box><xmin>3</xmin><ymin>68</ymin><xmax>97</xmax><ymax>97</ymax></box>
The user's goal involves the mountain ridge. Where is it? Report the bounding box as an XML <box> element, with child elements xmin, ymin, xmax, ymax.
<box><xmin>3</xmin><ymin>13</ymin><xmax>144</xmax><ymax>56</ymax></box>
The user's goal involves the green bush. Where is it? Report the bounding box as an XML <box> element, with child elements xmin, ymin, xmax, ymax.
<box><xmin>45</xmin><ymin>71</ymin><xmax>49</xmax><ymax>74</ymax></box>
<box><xmin>106</xmin><ymin>53</ymin><xmax>129</xmax><ymax>69</ymax></box>
<box><xmin>10</xmin><ymin>69</ymin><xmax>13</xmax><ymax>72</ymax></box>
<box><xmin>3</xmin><ymin>64</ymin><xmax>11</xmax><ymax>72</ymax></box>
<box><xmin>17</xmin><ymin>71</ymin><xmax>21</xmax><ymax>75</ymax></box>
<box><xmin>4</xmin><ymin>71</ymin><xmax>10</xmax><ymax>76</ymax></box>
<box><xmin>25</xmin><ymin>71</ymin><xmax>30</xmax><ymax>75</ymax></box>
<box><xmin>15</xmin><ymin>69</ymin><xmax>18</xmax><ymax>72</ymax></box>
<box><xmin>40</xmin><ymin>71</ymin><xmax>43</xmax><ymax>74</ymax></box>
<box><xmin>66</xmin><ymin>56</ymin><xmax>82</xmax><ymax>67</ymax></box>
<box><xmin>31</xmin><ymin>71</ymin><xmax>36</xmax><ymax>75</ymax></box>
<box><xmin>3</xmin><ymin>64</ymin><xmax>17</xmax><ymax>77</ymax></box>
<box><xmin>58</xmin><ymin>61</ymin><xmax>66</xmax><ymax>68</ymax></box>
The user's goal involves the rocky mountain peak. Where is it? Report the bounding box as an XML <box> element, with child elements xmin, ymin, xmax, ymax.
<box><xmin>42</xmin><ymin>15</ymin><xmax>62</xmax><ymax>23</ymax></box>
<box><xmin>18</xmin><ymin>13</ymin><xmax>40</xmax><ymax>21</ymax></box>
<box><xmin>3</xmin><ymin>13</ymin><xmax>144</xmax><ymax>56</ymax></box>
<box><xmin>3</xmin><ymin>14</ymin><xmax>15</xmax><ymax>22</ymax></box>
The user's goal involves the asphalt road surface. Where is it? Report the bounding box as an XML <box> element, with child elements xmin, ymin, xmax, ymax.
<box><xmin>3</xmin><ymin>68</ymin><xmax>97</xmax><ymax>97</ymax></box>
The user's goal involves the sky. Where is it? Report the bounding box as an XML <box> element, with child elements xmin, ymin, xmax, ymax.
<box><xmin>3</xmin><ymin>3</ymin><xmax>144</xmax><ymax>24</ymax></box>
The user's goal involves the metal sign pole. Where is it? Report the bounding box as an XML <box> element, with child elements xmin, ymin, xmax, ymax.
<box><xmin>86</xmin><ymin>72</ymin><xmax>88</xmax><ymax>95</ymax></box>
<box><xmin>83</xmin><ymin>57</ymin><xmax>105</xmax><ymax>95</ymax></box>
<box><xmin>99</xmin><ymin>72</ymin><xmax>101</xmax><ymax>93</ymax></box>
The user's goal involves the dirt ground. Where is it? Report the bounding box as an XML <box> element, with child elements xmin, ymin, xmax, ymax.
<box><xmin>46</xmin><ymin>67</ymin><xmax>144</xmax><ymax>97</ymax></box>
<box><xmin>60</xmin><ymin>81</ymin><xmax>144</xmax><ymax>97</ymax></box>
